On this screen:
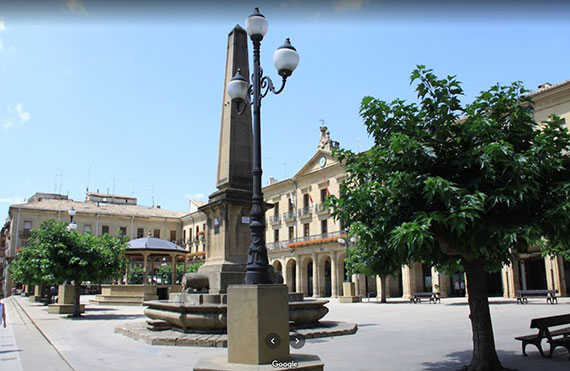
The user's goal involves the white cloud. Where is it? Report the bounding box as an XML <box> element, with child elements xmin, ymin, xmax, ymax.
<box><xmin>65</xmin><ymin>0</ymin><xmax>88</xmax><ymax>15</ymax></box>
<box><xmin>0</xmin><ymin>19</ymin><xmax>15</xmax><ymax>53</ymax></box>
<box><xmin>1</xmin><ymin>119</ymin><xmax>14</xmax><ymax>129</ymax></box>
<box><xmin>184</xmin><ymin>193</ymin><xmax>206</xmax><ymax>201</ymax></box>
<box><xmin>0</xmin><ymin>196</ymin><xmax>26</xmax><ymax>205</ymax></box>
<box><xmin>15</xmin><ymin>103</ymin><xmax>30</xmax><ymax>123</ymax></box>
<box><xmin>1</xmin><ymin>103</ymin><xmax>31</xmax><ymax>130</ymax></box>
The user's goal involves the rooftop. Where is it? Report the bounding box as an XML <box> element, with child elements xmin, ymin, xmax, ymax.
<box><xmin>10</xmin><ymin>198</ymin><xmax>185</xmax><ymax>219</ymax></box>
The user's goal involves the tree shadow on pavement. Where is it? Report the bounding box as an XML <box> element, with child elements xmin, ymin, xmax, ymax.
<box><xmin>84</xmin><ymin>307</ymin><xmax>118</xmax><ymax>312</ymax></box>
<box><xmin>421</xmin><ymin>349</ymin><xmax>570</xmax><ymax>370</ymax></box>
<box><xmin>445</xmin><ymin>300</ymin><xmax>516</xmax><ymax>306</ymax></box>
<box><xmin>65</xmin><ymin>313</ymin><xmax>146</xmax><ymax>321</ymax></box>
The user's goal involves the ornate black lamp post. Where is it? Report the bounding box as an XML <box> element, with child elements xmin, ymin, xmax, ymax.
<box><xmin>67</xmin><ymin>207</ymin><xmax>77</xmax><ymax>232</ymax></box>
<box><xmin>227</xmin><ymin>8</ymin><xmax>299</xmax><ymax>284</ymax></box>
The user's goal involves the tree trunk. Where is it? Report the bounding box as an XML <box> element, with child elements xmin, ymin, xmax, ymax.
<box><xmin>72</xmin><ymin>281</ymin><xmax>81</xmax><ymax>317</ymax></box>
<box><xmin>463</xmin><ymin>258</ymin><xmax>503</xmax><ymax>371</ymax></box>
<box><xmin>379</xmin><ymin>276</ymin><xmax>387</xmax><ymax>303</ymax></box>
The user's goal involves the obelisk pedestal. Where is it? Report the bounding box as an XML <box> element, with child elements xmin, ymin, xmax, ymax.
<box><xmin>197</xmin><ymin>24</ymin><xmax>253</xmax><ymax>294</ymax></box>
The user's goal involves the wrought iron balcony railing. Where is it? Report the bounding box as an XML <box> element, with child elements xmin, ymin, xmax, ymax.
<box><xmin>282</xmin><ymin>210</ymin><xmax>296</xmax><ymax>222</ymax></box>
<box><xmin>269</xmin><ymin>214</ymin><xmax>281</xmax><ymax>224</ymax></box>
<box><xmin>315</xmin><ymin>203</ymin><xmax>329</xmax><ymax>214</ymax></box>
<box><xmin>298</xmin><ymin>206</ymin><xmax>312</xmax><ymax>218</ymax></box>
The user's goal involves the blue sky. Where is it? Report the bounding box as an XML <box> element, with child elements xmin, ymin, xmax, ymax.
<box><xmin>1</xmin><ymin>0</ymin><xmax>570</xmax><ymax>215</ymax></box>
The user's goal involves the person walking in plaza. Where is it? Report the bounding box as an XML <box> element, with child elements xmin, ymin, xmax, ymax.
<box><xmin>0</xmin><ymin>294</ymin><xmax>7</xmax><ymax>328</ymax></box>
<box><xmin>454</xmin><ymin>280</ymin><xmax>460</xmax><ymax>296</ymax></box>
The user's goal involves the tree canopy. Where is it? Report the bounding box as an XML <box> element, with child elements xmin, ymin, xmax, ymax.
<box><xmin>329</xmin><ymin>66</ymin><xmax>570</xmax><ymax>370</ymax></box>
<box><xmin>9</xmin><ymin>219</ymin><xmax>127</xmax><ymax>316</ymax></box>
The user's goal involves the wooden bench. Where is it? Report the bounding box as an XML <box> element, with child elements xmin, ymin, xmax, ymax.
<box><xmin>514</xmin><ymin>313</ymin><xmax>570</xmax><ymax>358</ymax></box>
<box><xmin>516</xmin><ymin>289</ymin><xmax>558</xmax><ymax>304</ymax></box>
<box><xmin>410</xmin><ymin>292</ymin><xmax>440</xmax><ymax>304</ymax></box>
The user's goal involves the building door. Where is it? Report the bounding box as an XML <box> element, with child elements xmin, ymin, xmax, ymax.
<box><xmin>450</xmin><ymin>273</ymin><xmax>465</xmax><ymax>297</ymax></box>
<box><xmin>520</xmin><ymin>258</ymin><xmax>547</xmax><ymax>290</ymax></box>
<box><xmin>307</xmin><ymin>261</ymin><xmax>313</xmax><ymax>297</ymax></box>
<box><xmin>324</xmin><ymin>260</ymin><xmax>331</xmax><ymax>297</ymax></box>
<box><xmin>291</xmin><ymin>262</ymin><xmax>297</xmax><ymax>293</ymax></box>
<box><xmin>422</xmin><ymin>263</ymin><xmax>432</xmax><ymax>292</ymax></box>
<box><xmin>485</xmin><ymin>271</ymin><xmax>503</xmax><ymax>297</ymax></box>
<box><xmin>557</xmin><ymin>259</ymin><xmax>570</xmax><ymax>296</ymax></box>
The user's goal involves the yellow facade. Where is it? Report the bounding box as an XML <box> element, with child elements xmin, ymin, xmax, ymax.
<box><xmin>3</xmin><ymin>80</ymin><xmax>570</xmax><ymax>299</ymax></box>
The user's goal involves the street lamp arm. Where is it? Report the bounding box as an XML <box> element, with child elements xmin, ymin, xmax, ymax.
<box><xmin>260</xmin><ymin>75</ymin><xmax>287</xmax><ymax>98</ymax></box>
<box><xmin>235</xmin><ymin>84</ymin><xmax>255</xmax><ymax>115</ymax></box>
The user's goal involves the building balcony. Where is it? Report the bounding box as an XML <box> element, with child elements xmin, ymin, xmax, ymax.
<box><xmin>266</xmin><ymin>241</ymin><xmax>290</xmax><ymax>251</ymax></box>
<box><xmin>269</xmin><ymin>214</ymin><xmax>281</xmax><ymax>224</ymax></box>
<box><xmin>298</xmin><ymin>206</ymin><xmax>312</xmax><ymax>219</ymax></box>
<box><xmin>315</xmin><ymin>203</ymin><xmax>329</xmax><ymax>215</ymax></box>
<box><xmin>282</xmin><ymin>210</ymin><xmax>296</xmax><ymax>222</ymax></box>
<box><xmin>286</xmin><ymin>230</ymin><xmax>346</xmax><ymax>249</ymax></box>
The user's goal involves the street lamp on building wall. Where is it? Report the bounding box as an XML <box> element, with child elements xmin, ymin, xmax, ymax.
<box><xmin>227</xmin><ymin>8</ymin><xmax>299</xmax><ymax>284</ymax></box>
<box><xmin>67</xmin><ymin>207</ymin><xmax>77</xmax><ymax>232</ymax></box>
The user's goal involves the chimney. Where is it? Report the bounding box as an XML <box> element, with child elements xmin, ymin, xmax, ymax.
<box><xmin>157</xmin><ymin>205</ymin><xmax>161</xmax><ymax>209</ymax></box>
<box><xmin>268</xmin><ymin>177</ymin><xmax>278</xmax><ymax>185</ymax></box>
<box><xmin>538</xmin><ymin>82</ymin><xmax>552</xmax><ymax>90</ymax></box>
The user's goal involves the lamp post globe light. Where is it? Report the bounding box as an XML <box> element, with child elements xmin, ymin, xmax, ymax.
<box><xmin>67</xmin><ymin>207</ymin><xmax>77</xmax><ymax>232</ymax></box>
<box><xmin>228</xmin><ymin>8</ymin><xmax>299</xmax><ymax>284</ymax></box>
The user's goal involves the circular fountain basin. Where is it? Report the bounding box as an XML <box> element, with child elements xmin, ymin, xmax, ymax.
<box><xmin>289</xmin><ymin>299</ymin><xmax>329</xmax><ymax>325</ymax></box>
<box><xmin>144</xmin><ymin>296</ymin><xmax>329</xmax><ymax>332</ymax></box>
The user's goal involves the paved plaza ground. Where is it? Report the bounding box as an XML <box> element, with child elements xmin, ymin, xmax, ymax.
<box><xmin>1</xmin><ymin>294</ymin><xmax>569</xmax><ymax>370</ymax></box>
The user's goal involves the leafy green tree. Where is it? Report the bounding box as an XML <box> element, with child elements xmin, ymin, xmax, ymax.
<box><xmin>329</xmin><ymin>66</ymin><xmax>570</xmax><ymax>370</ymax></box>
<box><xmin>186</xmin><ymin>261</ymin><xmax>204</xmax><ymax>273</ymax></box>
<box><xmin>340</xmin><ymin>224</ymin><xmax>406</xmax><ymax>303</ymax></box>
<box><xmin>9</xmin><ymin>244</ymin><xmax>47</xmax><ymax>287</ymax></box>
<box><xmin>10</xmin><ymin>219</ymin><xmax>127</xmax><ymax>317</ymax></box>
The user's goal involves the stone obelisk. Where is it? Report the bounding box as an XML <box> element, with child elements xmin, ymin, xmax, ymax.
<box><xmin>198</xmin><ymin>25</ymin><xmax>253</xmax><ymax>294</ymax></box>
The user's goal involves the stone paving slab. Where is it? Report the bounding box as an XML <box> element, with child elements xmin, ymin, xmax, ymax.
<box><xmin>114</xmin><ymin>320</ymin><xmax>357</xmax><ymax>347</ymax></box>
<box><xmin>6</xmin><ymin>294</ymin><xmax>570</xmax><ymax>370</ymax></box>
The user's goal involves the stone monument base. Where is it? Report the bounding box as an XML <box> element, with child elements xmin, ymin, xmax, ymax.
<box><xmin>339</xmin><ymin>281</ymin><xmax>361</xmax><ymax>303</ymax></box>
<box><xmin>193</xmin><ymin>354</ymin><xmax>324</xmax><ymax>371</ymax></box>
<box><xmin>227</xmin><ymin>284</ymin><xmax>289</xmax><ymax>364</ymax></box>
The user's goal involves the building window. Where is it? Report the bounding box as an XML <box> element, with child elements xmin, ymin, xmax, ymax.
<box><xmin>303</xmin><ymin>223</ymin><xmax>310</xmax><ymax>237</ymax></box>
<box><xmin>137</xmin><ymin>228</ymin><xmax>144</xmax><ymax>238</ymax></box>
<box><xmin>321</xmin><ymin>219</ymin><xmax>328</xmax><ymax>235</ymax></box>
<box><xmin>23</xmin><ymin>220</ymin><xmax>32</xmax><ymax>238</ymax></box>
<box><xmin>274</xmin><ymin>228</ymin><xmax>279</xmax><ymax>242</ymax></box>
<box><xmin>202</xmin><ymin>223</ymin><xmax>206</xmax><ymax>231</ymax></box>
<box><xmin>102</xmin><ymin>225</ymin><xmax>109</xmax><ymax>235</ymax></box>
<box><xmin>288</xmin><ymin>226</ymin><xmax>294</xmax><ymax>240</ymax></box>
<box><xmin>84</xmin><ymin>224</ymin><xmax>92</xmax><ymax>234</ymax></box>
<box><xmin>320</xmin><ymin>188</ymin><xmax>327</xmax><ymax>203</ymax></box>
<box><xmin>288</xmin><ymin>199</ymin><xmax>294</xmax><ymax>212</ymax></box>
<box><xmin>183</xmin><ymin>229</ymin><xmax>186</xmax><ymax>244</ymax></box>
<box><xmin>119</xmin><ymin>227</ymin><xmax>127</xmax><ymax>237</ymax></box>
<box><xmin>303</xmin><ymin>194</ymin><xmax>310</xmax><ymax>208</ymax></box>
<box><xmin>170</xmin><ymin>230</ymin><xmax>176</xmax><ymax>242</ymax></box>
<box><xmin>153</xmin><ymin>229</ymin><xmax>160</xmax><ymax>238</ymax></box>
<box><xmin>196</xmin><ymin>226</ymin><xmax>199</xmax><ymax>235</ymax></box>
<box><xmin>274</xmin><ymin>201</ymin><xmax>279</xmax><ymax>216</ymax></box>
<box><xmin>189</xmin><ymin>229</ymin><xmax>193</xmax><ymax>241</ymax></box>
